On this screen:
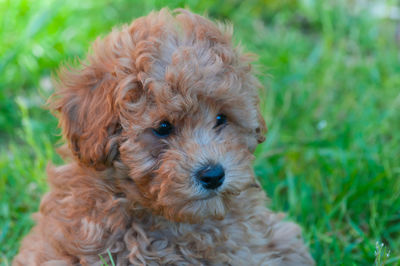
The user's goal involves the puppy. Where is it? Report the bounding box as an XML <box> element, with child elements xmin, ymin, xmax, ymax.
<box><xmin>14</xmin><ymin>9</ymin><xmax>314</xmax><ymax>265</ymax></box>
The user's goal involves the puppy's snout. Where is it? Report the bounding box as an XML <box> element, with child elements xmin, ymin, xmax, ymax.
<box><xmin>195</xmin><ymin>163</ymin><xmax>225</xmax><ymax>189</ymax></box>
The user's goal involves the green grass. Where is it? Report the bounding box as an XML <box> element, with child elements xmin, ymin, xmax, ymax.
<box><xmin>1</xmin><ymin>0</ymin><xmax>399</xmax><ymax>265</ymax></box>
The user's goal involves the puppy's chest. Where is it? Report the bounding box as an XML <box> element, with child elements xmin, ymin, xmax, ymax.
<box><xmin>109</xmin><ymin>218</ymin><xmax>259</xmax><ymax>265</ymax></box>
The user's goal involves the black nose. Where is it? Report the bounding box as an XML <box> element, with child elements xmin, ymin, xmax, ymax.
<box><xmin>195</xmin><ymin>163</ymin><xmax>225</xmax><ymax>190</ymax></box>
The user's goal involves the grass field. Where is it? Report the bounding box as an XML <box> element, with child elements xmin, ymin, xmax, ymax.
<box><xmin>1</xmin><ymin>0</ymin><xmax>399</xmax><ymax>265</ymax></box>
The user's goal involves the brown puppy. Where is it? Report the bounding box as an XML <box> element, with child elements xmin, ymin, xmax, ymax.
<box><xmin>14</xmin><ymin>9</ymin><xmax>314</xmax><ymax>265</ymax></box>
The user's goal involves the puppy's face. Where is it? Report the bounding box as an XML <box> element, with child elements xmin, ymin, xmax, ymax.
<box><xmin>52</xmin><ymin>10</ymin><xmax>266</xmax><ymax>223</ymax></box>
<box><xmin>119</xmin><ymin>79</ymin><xmax>262</xmax><ymax>222</ymax></box>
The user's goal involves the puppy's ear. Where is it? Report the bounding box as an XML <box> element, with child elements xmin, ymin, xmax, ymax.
<box><xmin>50</xmin><ymin>57</ymin><xmax>121</xmax><ymax>170</ymax></box>
<box><xmin>237</xmin><ymin>53</ymin><xmax>267</xmax><ymax>146</ymax></box>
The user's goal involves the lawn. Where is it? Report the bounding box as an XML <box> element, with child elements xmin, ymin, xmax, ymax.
<box><xmin>1</xmin><ymin>0</ymin><xmax>399</xmax><ymax>265</ymax></box>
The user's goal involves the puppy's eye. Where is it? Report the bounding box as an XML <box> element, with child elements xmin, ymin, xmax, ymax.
<box><xmin>215</xmin><ymin>114</ymin><xmax>227</xmax><ymax>128</ymax></box>
<box><xmin>153</xmin><ymin>121</ymin><xmax>173</xmax><ymax>137</ymax></box>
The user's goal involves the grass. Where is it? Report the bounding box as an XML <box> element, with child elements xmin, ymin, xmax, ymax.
<box><xmin>1</xmin><ymin>0</ymin><xmax>400</xmax><ymax>265</ymax></box>
<box><xmin>375</xmin><ymin>242</ymin><xmax>392</xmax><ymax>266</ymax></box>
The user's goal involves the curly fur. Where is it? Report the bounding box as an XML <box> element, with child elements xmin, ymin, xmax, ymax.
<box><xmin>13</xmin><ymin>9</ymin><xmax>314</xmax><ymax>265</ymax></box>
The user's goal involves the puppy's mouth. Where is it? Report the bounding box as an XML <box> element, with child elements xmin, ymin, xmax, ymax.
<box><xmin>196</xmin><ymin>191</ymin><xmax>219</xmax><ymax>201</ymax></box>
<box><xmin>193</xmin><ymin>181</ymin><xmax>259</xmax><ymax>202</ymax></box>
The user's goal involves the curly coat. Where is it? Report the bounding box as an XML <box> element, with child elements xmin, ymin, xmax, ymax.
<box><xmin>13</xmin><ymin>9</ymin><xmax>314</xmax><ymax>266</ymax></box>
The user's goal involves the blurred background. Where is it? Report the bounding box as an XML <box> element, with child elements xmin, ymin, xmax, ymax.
<box><xmin>1</xmin><ymin>0</ymin><xmax>399</xmax><ymax>265</ymax></box>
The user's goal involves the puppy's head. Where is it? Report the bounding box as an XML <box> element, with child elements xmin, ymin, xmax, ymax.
<box><xmin>51</xmin><ymin>9</ymin><xmax>266</xmax><ymax>223</ymax></box>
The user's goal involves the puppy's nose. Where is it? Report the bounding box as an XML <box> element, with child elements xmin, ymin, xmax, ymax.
<box><xmin>195</xmin><ymin>163</ymin><xmax>225</xmax><ymax>190</ymax></box>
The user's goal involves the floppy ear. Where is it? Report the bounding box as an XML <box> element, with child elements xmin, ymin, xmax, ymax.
<box><xmin>235</xmin><ymin>51</ymin><xmax>267</xmax><ymax>146</ymax></box>
<box><xmin>50</xmin><ymin>57</ymin><xmax>121</xmax><ymax>170</ymax></box>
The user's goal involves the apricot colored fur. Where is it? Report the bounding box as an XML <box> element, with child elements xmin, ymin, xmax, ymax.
<box><xmin>14</xmin><ymin>9</ymin><xmax>314</xmax><ymax>265</ymax></box>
